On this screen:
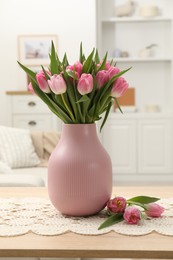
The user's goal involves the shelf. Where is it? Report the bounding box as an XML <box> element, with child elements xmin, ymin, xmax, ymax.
<box><xmin>102</xmin><ymin>16</ymin><xmax>172</xmax><ymax>23</ymax></box>
<box><xmin>110</xmin><ymin>57</ymin><xmax>172</xmax><ymax>62</ymax></box>
<box><xmin>109</xmin><ymin>112</ymin><xmax>173</xmax><ymax>119</ymax></box>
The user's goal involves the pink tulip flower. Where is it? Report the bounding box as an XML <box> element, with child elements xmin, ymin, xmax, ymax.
<box><xmin>105</xmin><ymin>61</ymin><xmax>111</xmax><ymax>70</ymax></box>
<box><xmin>96</xmin><ymin>70</ymin><xmax>108</xmax><ymax>89</ymax></box>
<box><xmin>97</xmin><ymin>61</ymin><xmax>111</xmax><ymax>71</ymax></box>
<box><xmin>123</xmin><ymin>206</ymin><xmax>141</xmax><ymax>224</ymax></box>
<box><xmin>66</xmin><ymin>61</ymin><xmax>83</xmax><ymax>76</ymax></box>
<box><xmin>107</xmin><ymin>196</ymin><xmax>126</xmax><ymax>213</ymax></box>
<box><xmin>108</xmin><ymin>66</ymin><xmax>121</xmax><ymax>80</ymax></box>
<box><xmin>36</xmin><ymin>71</ymin><xmax>51</xmax><ymax>93</ymax></box>
<box><xmin>111</xmin><ymin>77</ymin><xmax>129</xmax><ymax>98</ymax></box>
<box><xmin>48</xmin><ymin>74</ymin><xmax>67</xmax><ymax>94</ymax></box>
<box><xmin>145</xmin><ymin>203</ymin><xmax>164</xmax><ymax>218</ymax></box>
<box><xmin>77</xmin><ymin>73</ymin><xmax>93</xmax><ymax>95</ymax></box>
<box><xmin>74</xmin><ymin>61</ymin><xmax>83</xmax><ymax>75</ymax></box>
<box><xmin>27</xmin><ymin>82</ymin><xmax>35</xmax><ymax>95</ymax></box>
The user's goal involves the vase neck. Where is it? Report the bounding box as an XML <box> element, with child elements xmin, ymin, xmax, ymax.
<box><xmin>61</xmin><ymin>124</ymin><xmax>98</xmax><ymax>141</ymax></box>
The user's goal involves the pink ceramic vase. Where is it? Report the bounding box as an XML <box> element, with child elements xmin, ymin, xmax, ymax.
<box><xmin>48</xmin><ymin>123</ymin><xmax>112</xmax><ymax>216</ymax></box>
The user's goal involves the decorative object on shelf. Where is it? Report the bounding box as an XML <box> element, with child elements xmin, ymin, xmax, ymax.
<box><xmin>139</xmin><ymin>5</ymin><xmax>160</xmax><ymax>18</ymax></box>
<box><xmin>112</xmin><ymin>48</ymin><xmax>129</xmax><ymax>58</ymax></box>
<box><xmin>112</xmin><ymin>48</ymin><xmax>122</xmax><ymax>58</ymax></box>
<box><xmin>145</xmin><ymin>104</ymin><xmax>160</xmax><ymax>113</ymax></box>
<box><xmin>121</xmin><ymin>51</ymin><xmax>129</xmax><ymax>58</ymax></box>
<box><xmin>18</xmin><ymin>42</ymin><xmax>130</xmax><ymax>217</ymax></box>
<box><xmin>98</xmin><ymin>195</ymin><xmax>164</xmax><ymax>230</ymax></box>
<box><xmin>139</xmin><ymin>44</ymin><xmax>157</xmax><ymax>58</ymax></box>
<box><xmin>114</xmin><ymin>0</ymin><xmax>135</xmax><ymax>17</ymax></box>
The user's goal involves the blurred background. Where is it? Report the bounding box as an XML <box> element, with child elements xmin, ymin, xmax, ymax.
<box><xmin>0</xmin><ymin>0</ymin><xmax>173</xmax><ymax>186</ymax></box>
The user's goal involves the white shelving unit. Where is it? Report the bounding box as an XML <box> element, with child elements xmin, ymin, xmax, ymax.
<box><xmin>96</xmin><ymin>0</ymin><xmax>173</xmax><ymax>184</ymax></box>
<box><xmin>97</xmin><ymin>0</ymin><xmax>173</xmax><ymax>113</ymax></box>
<box><xmin>102</xmin><ymin>17</ymin><xmax>172</xmax><ymax>23</ymax></box>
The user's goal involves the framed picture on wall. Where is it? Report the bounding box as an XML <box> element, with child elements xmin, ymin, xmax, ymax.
<box><xmin>18</xmin><ymin>35</ymin><xmax>58</xmax><ymax>66</ymax></box>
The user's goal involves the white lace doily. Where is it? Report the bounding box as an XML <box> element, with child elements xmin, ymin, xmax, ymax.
<box><xmin>0</xmin><ymin>197</ymin><xmax>172</xmax><ymax>237</ymax></box>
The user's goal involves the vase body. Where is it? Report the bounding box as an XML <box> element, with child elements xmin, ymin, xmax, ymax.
<box><xmin>48</xmin><ymin>123</ymin><xmax>112</xmax><ymax>217</ymax></box>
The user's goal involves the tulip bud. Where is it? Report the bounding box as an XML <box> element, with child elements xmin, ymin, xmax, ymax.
<box><xmin>77</xmin><ymin>73</ymin><xmax>93</xmax><ymax>95</ymax></box>
<box><xmin>48</xmin><ymin>74</ymin><xmax>67</xmax><ymax>94</ymax></box>
<box><xmin>105</xmin><ymin>61</ymin><xmax>111</xmax><ymax>70</ymax></box>
<box><xmin>74</xmin><ymin>61</ymin><xmax>83</xmax><ymax>76</ymax></box>
<box><xmin>96</xmin><ymin>70</ymin><xmax>108</xmax><ymax>89</ymax></box>
<box><xmin>27</xmin><ymin>82</ymin><xmax>35</xmax><ymax>95</ymax></box>
<box><xmin>108</xmin><ymin>66</ymin><xmax>121</xmax><ymax>80</ymax></box>
<box><xmin>145</xmin><ymin>203</ymin><xmax>164</xmax><ymax>218</ymax></box>
<box><xmin>97</xmin><ymin>61</ymin><xmax>111</xmax><ymax>71</ymax></box>
<box><xmin>123</xmin><ymin>206</ymin><xmax>141</xmax><ymax>224</ymax></box>
<box><xmin>107</xmin><ymin>196</ymin><xmax>126</xmax><ymax>213</ymax></box>
<box><xmin>66</xmin><ymin>61</ymin><xmax>83</xmax><ymax>77</ymax></box>
<box><xmin>36</xmin><ymin>71</ymin><xmax>51</xmax><ymax>93</ymax></box>
<box><xmin>111</xmin><ymin>77</ymin><xmax>129</xmax><ymax>98</ymax></box>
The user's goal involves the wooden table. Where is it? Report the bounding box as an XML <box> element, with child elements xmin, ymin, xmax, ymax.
<box><xmin>0</xmin><ymin>186</ymin><xmax>173</xmax><ymax>259</ymax></box>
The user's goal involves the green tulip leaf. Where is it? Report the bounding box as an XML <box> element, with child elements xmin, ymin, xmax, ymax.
<box><xmin>62</xmin><ymin>52</ymin><xmax>69</xmax><ymax>67</ymax></box>
<box><xmin>127</xmin><ymin>196</ymin><xmax>160</xmax><ymax>204</ymax></box>
<box><xmin>114</xmin><ymin>97</ymin><xmax>123</xmax><ymax>114</ymax></box>
<box><xmin>82</xmin><ymin>48</ymin><xmax>95</xmax><ymax>73</ymax></box>
<box><xmin>96</xmin><ymin>51</ymin><xmax>108</xmax><ymax>72</ymax></box>
<box><xmin>63</xmin><ymin>69</ymin><xmax>78</xmax><ymax>119</ymax></box>
<box><xmin>98</xmin><ymin>213</ymin><xmax>124</xmax><ymax>230</ymax></box>
<box><xmin>79</xmin><ymin>42</ymin><xmax>85</xmax><ymax>63</ymax></box>
<box><xmin>67</xmin><ymin>70</ymin><xmax>78</xmax><ymax>80</ymax></box>
<box><xmin>41</xmin><ymin>65</ymin><xmax>50</xmax><ymax>80</ymax></box>
<box><xmin>50</xmin><ymin>41</ymin><xmax>59</xmax><ymax>74</ymax></box>
<box><xmin>100</xmin><ymin>100</ymin><xmax>113</xmax><ymax>132</ymax></box>
<box><xmin>94</xmin><ymin>49</ymin><xmax>100</xmax><ymax>64</ymax></box>
<box><xmin>17</xmin><ymin>62</ymin><xmax>37</xmax><ymax>84</ymax></box>
<box><xmin>76</xmin><ymin>95</ymin><xmax>90</xmax><ymax>103</ymax></box>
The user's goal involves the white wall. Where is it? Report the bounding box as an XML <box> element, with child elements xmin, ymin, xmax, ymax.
<box><xmin>0</xmin><ymin>0</ymin><xmax>96</xmax><ymax>125</ymax></box>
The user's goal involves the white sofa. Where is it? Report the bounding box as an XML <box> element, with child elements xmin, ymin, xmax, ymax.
<box><xmin>0</xmin><ymin>126</ymin><xmax>60</xmax><ymax>187</ymax></box>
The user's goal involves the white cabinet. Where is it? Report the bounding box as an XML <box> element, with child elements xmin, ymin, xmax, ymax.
<box><xmin>101</xmin><ymin>114</ymin><xmax>173</xmax><ymax>184</ymax></box>
<box><xmin>6</xmin><ymin>91</ymin><xmax>62</xmax><ymax>131</ymax></box>
<box><xmin>102</xmin><ymin>118</ymin><xmax>136</xmax><ymax>175</ymax></box>
<box><xmin>138</xmin><ymin>119</ymin><xmax>172</xmax><ymax>174</ymax></box>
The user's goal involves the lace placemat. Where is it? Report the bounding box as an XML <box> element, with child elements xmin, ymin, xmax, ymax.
<box><xmin>0</xmin><ymin>197</ymin><xmax>172</xmax><ymax>237</ymax></box>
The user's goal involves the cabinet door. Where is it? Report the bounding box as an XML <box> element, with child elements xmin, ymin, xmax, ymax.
<box><xmin>102</xmin><ymin>119</ymin><xmax>136</xmax><ymax>174</ymax></box>
<box><xmin>138</xmin><ymin>119</ymin><xmax>172</xmax><ymax>174</ymax></box>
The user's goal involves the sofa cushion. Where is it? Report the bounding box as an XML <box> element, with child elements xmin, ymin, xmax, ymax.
<box><xmin>0</xmin><ymin>126</ymin><xmax>40</xmax><ymax>169</ymax></box>
<box><xmin>31</xmin><ymin>130</ymin><xmax>60</xmax><ymax>166</ymax></box>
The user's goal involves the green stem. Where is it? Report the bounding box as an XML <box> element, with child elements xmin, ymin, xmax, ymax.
<box><xmin>61</xmin><ymin>94</ymin><xmax>75</xmax><ymax>122</ymax></box>
<box><xmin>73</xmin><ymin>83</ymin><xmax>85</xmax><ymax>123</ymax></box>
<box><xmin>127</xmin><ymin>200</ymin><xmax>147</xmax><ymax>210</ymax></box>
<box><xmin>77</xmin><ymin>102</ymin><xmax>85</xmax><ymax>123</ymax></box>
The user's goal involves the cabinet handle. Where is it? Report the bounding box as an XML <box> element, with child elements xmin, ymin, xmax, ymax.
<box><xmin>28</xmin><ymin>101</ymin><xmax>36</xmax><ymax>107</ymax></box>
<box><xmin>28</xmin><ymin>121</ymin><xmax>37</xmax><ymax>126</ymax></box>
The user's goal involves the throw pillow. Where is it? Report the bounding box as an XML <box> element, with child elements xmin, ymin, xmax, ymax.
<box><xmin>0</xmin><ymin>126</ymin><xmax>40</xmax><ymax>168</ymax></box>
<box><xmin>0</xmin><ymin>161</ymin><xmax>12</xmax><ymax>174</ymax></box>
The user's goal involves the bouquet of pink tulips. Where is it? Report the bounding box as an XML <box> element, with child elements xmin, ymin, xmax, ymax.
<box><xmin>18</xmin><ymin>42</ymin><xmax>130</xmax><ymax>130</ymax></box>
